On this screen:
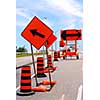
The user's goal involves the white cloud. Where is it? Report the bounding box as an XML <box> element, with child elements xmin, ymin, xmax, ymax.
<box><xmin>16</xmin><ymin>0</ymin><xmax>83</xmax><ymax>28</ymax></box>
<box><xmin>16</xmin><ymin>8</ymin><xmax>31</xmax><ymax>20</ymax></box>
<box><xmin>17</xmin><ymin>0</ymin><xmax>82</xmax><ymax>18</ymax></box>
<box><xmin>16</xmin><ymin>8</ymin><xmax>36</xmax><ymax>27</ymax></box>
<box><xmin>16</xmin><ymin>15</ymin><xmax>53</xmax><ymax>28</ymax></box>
<box><xmin>16</xmin><ymin>21</ymin><xmax>27</xmax><ymax>26</ymax></box>
<box><xmin>16</xmin><ymin>7</ymin><xmax>53</xmax><ymax>27</ymax></box>
<box><xmin>45</xmin><ymin>0</ymin><xmax>82</xmax><ymax>17</ymax></box>
<box><xmin>41</xmin><ymin>19</ymin><xmax>53</xmax><ymax>28</ymax></box>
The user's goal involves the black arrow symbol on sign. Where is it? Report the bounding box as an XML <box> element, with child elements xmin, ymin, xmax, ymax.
<box><xmin>61</xmin><ymin>30</ymin><xmax>67</xmax><ymax>40</ymax></box>
<box><xmin>30</xmin><ymin>29</ymin><xmax>45</xmax><ymax>38</ymax></box>
<box><xmin>75</xmin><ymin>30</ymin><xmax>81</xmax><ymax>40</ymax></box>
<box><xmin>61</xmin><ymin>30</ymin><xmax>81</xmax><ymax>40</ymax></box>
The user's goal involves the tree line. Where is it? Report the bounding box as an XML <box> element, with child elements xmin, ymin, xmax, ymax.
<box><xmin>16</xmin><ymin>46</ymin><xmax>27</xmax><ymax>53</ymax></box>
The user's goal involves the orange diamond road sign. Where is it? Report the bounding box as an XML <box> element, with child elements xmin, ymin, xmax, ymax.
<box><xmin>44</xmin><ymin>34</ymin><xmax>57</xmax><ymax>49</ymax></box>
<box><xmin>21</xmin><ymin>16</ymin><xmax>53</xmax><ymax>50</ymax></box>
<box><xmin>61</xmin><ymin>29</ymin><xmax>82</xmax><ymax>40</ymax></box>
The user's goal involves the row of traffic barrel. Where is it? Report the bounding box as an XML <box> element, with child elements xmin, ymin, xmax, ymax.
<box><xmin>17</xmin><ymin>51</ymin><xmax>62</xmax><ymax>96</ymax></box>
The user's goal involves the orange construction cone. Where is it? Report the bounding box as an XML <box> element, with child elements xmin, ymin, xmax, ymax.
<box><xmin>35</xmin><ymin>57</ymin><xmax>47</xmax><ymax>78</ymax></box>
<box><xmin>17</xmin><ymin>66</ymin><xmax>35</xmax><ymax>96</ymax></box>
<box><xmin>53</xmin><ymin>51</ymin><xmax>58</xmax><ymax>61</ymax></box>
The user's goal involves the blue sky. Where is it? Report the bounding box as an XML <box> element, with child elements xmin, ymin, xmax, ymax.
<box><xmin>16</xmin><ymin>0</ymin><xmax>83</xmax><ymax>52</ymax></box>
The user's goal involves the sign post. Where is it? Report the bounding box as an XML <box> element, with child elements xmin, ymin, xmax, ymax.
<box><xmin>44</xmin><ymin>34</ymin><xmax>57</xmax><ymax>90</ymax></box>
<box><xmin>45</xmin><ymin>41</ymin><xmax>52</xmax><ymax>90</ymax></box>
<box><xmin>21</xmin><ymin>16</ymin><xmax>53</xmax><ymax>87</ymax></box>
<box><xmin>44</xmin><ymin>34</ymin><xmax>57</xmax><ymax>65</ymax></box>
<box><xmin>61</xmin><ymin>29</ymin><xmax>82</xmax><ymax>41</ymax></box>
<box><xmin>21</xmin><ymin>16</ymin><xmax>53</xmax><ymax>50</ymax></box>
<box><xmin>75</xmin><ymin>40</ymin><xmax>77</xmax><ymax>52</ymax></box>
<box><xmin>30</xmin><ymin>44</ymin><xmax>38</xmax><ymax>86</ymax></box>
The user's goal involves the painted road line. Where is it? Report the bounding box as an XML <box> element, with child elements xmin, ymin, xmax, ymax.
<box><xmin>60</xmin><ymin>94</ymin><xmax>65</xmax><ymax>100</ymax></box>
<box><xmin>16</xmin><ymin>86</ymin><xmax>20</xmax><ymax>91</ymax></box>
<box><xmin>31</xmin><ymin>74</ymin><xmax>35</xmax><ymax>78</ymax></box>
<box><xmin>16</xmin><ymin>74</ymin><xmax>35</xmax><ymax>91</ymax></box>
<box><xmin>76</xmin><ymin>85</ymin><xmax>83</xmax><ymax>100</ymax></box>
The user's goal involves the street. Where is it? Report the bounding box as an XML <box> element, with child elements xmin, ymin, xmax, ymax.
<box><xmin>16</xmin><ymin>55</ymin><xmax>46</xmax><ymax>68</ymax></box>
<box><xmin>16</xmin><ymin>55</ymin><xmax>83</xmax><ymax>100</ymax></box>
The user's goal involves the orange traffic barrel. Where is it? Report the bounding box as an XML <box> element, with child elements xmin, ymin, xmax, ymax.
<box><xmin>53</xmin><ymin>51</ymin><xmax>58</xmax><ymax>61</ymax></box>
<box><xmin>36</xmin><ymin>57</ymin><xmax>47</xmax><ymax>78</ymax></box>
<box><xmin>58</xmin><ymin>51</ymin><xmax>61</xmax><ymax>58</ymax></box>
<box><xmin>62</xmin><ymin>50</ymin><xmax>66</xmax><ymax>60</ymax></box>
<box><xmin>48</xmin><ymin>55</ymin><xmax>53</xmax><ymax>68</ymax></box>
<box><xmin>17</xmin><ymin>66</ymin><xmax>35</xmax><ymax>96</ymax></box>
<box><xmin>46</xmin><ymin>55</ymin><xmax>56</xmax><ymax>71</ymax></box>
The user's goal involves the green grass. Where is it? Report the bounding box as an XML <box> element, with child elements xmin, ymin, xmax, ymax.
<box><xmin>16</xmin><ymin>53</ymin><xmax>32</xmax><ymax>58</ymax></box>
<box><xmin>34</xmin><ymin>52</ymin><xmax>46</xmax><ymax>55</ymax></box>
<box><xmin>16</xmin><ymin>52</ymin><xmax>46</xmax><ymax>58</ymax></box>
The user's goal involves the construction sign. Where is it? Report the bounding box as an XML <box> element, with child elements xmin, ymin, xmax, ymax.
<box><xmin>59</xmin><ymin>39</ymin><xmax>66</xmax><ymax>47</ymax></box>
<box><xmin>44</xmin><ymin>34</ymin><xmax>57</xmax><ymax>49</ymax></box>
<box><xmin>61</xmin><ymin>29</ymin><xmax>82</xmax><ymax>40</ymax></box>
<box><xmin>21</xmin><ymin>16</ymin><xmax>53</xmax><ymax>50</ymax></box>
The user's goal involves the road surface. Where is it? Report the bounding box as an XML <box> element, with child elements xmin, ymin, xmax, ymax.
<box><xmin>16</xmin><ymin>55</ymin><xmax>46</xmax><ymax>68</ymax></box>
<box><xmin>16</xmin><ymin>56</ymin><xmax>83</xmax><ymax>100</ymax></box>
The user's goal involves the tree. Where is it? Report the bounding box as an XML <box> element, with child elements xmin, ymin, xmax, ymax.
<box><xmin>16</xmin><ymin>46</ymin><xmax>27</xmax><ymax>53</ymax></box>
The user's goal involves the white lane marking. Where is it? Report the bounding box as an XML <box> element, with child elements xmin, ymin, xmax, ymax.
<box><xmin>60</xmin><ymin>94</ymin><xmax>65</xmax><ymax>100</ymax></box>
<box><xmin>16</xmin><ymin>86</ymin><xmax>20</xmax><ymax>91</ymax></box>
<box><xmin>16</xmin><ymin>74</ymin><xmax>35</xmax><ymax>91</ymax></box>
<box><xmin>31</xmin><ymin>74</ymin><xmax>35</xmax><ymax>78</ymax></box>
<box><xmin>76</xmin><ymin>85</ymin><xmax>83</xmax><ymax>100</ymax></box>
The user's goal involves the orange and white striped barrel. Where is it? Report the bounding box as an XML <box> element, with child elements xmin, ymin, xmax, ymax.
<box><xmin>53</xmin><ymin>51</ymin><xmax>58</xmax><ymax>61</ymax></box>
<box><xmin>57</xmin><ymin>51</ymin><xmax>61</xmax><ymax>58</ymax></box>
<box><xmin>36</xmin><ymin>57</ymin><xmax>47</xmax><ymax>78</ymax></box>
<box><xmin>46</xmin><ymin>55</ymin><xmax>56</xmax><ymax>72</ymax></box>
<box><xmin>17</xmin><ymin>66</ymin><xmax>35</xmax><ymax>96</ymax></box>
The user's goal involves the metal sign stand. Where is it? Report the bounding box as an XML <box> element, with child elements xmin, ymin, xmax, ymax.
<box><xmin>52</xmin><ymin>45</ymin><xmax>54</xmax><ymax>64</ymax></box>
<box><xmin>75</xmin><ymin>40</ymin><xmax>77</xmax><ymax>52</ymax></box>
<box><xmin>45</xmin><ymin>41</ymin><xmax>52</xmax><ymax>90</ymax></box>
<box><xmin>51</xmin><ymin>45</ymin><xmax>53</xmax><ymax>58</ymax></box>
<box><xmin>66</xmin><ymin>40</ymin><xmax>67</xmax><ymax>59</ymax></box>
<box><xmin>30</xmin><ymin>44</ymin><xmax>38</xmax><ymax>86</ymax></box>
<box><xmin>43</xmin><ymin>46</ymin><xmax>45</xmax><ymax>59</ymax></box>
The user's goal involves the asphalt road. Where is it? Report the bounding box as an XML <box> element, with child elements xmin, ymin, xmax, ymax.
<box><xmin>16</xmin><ymin>56</ymin><xmax>83</xmax><ymax>100</ymax></box>
<box><xmin>16</xmin><ymin>55</ymin><xmax>46</xmax><ymax>68</ymax></box>
<box><xmin>16</xmin><ymin>56</ymin><xmax>32</xmax><ymax>67</ymax></box>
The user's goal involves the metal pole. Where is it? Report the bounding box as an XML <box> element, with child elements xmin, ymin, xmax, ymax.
<box><xmin>75</xmin><ymin>40</ymin><xmax>77</xmax><ymax>52</ymax></box>
<box><xmin>55</xmin><ymin>39</ymin><xmax>56</xmax><ymax>51</ymax></box>
<box><xmin>66</xmin><ymin>40</ymin><xmax>67</xmax><ymax>50</ymax></box>
<box><xmin>55</xmin><ymin>32</ymin><xmax>57</xmax><ymax>51</ymax></box>
<box><xmin>66</xmin><ymin>40</ymin><xmax>67</xmax><ymax>59</ymax></box>
<box><xmin>43</xmin><ymin>46</ymin><xmax>45</xmax><ymax>59</ymax></box>
<box><xmin>45</xmin><ymin>41</ymin><xmax>52</xmax><ymax>89</ymax></box>
<box><xmin>30</xmin><ymin>44</ymin><xmax>38</xmax><ymax>86</ymax></box>
<box><xmin>51</xmin><ymin>45</ymin><xmax>54</xmax><ymax>63</ymax></box>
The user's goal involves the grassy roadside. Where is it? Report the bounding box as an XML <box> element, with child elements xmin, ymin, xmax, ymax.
<box><xmin>16</xmin><ymin>53</ymin><xmax>32</xmax><ymax>58</ymax></box>
<box><xmin>16</xmin><ymin>52</ymin><xmax>46</xmax><ymax>58</ymax></box>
